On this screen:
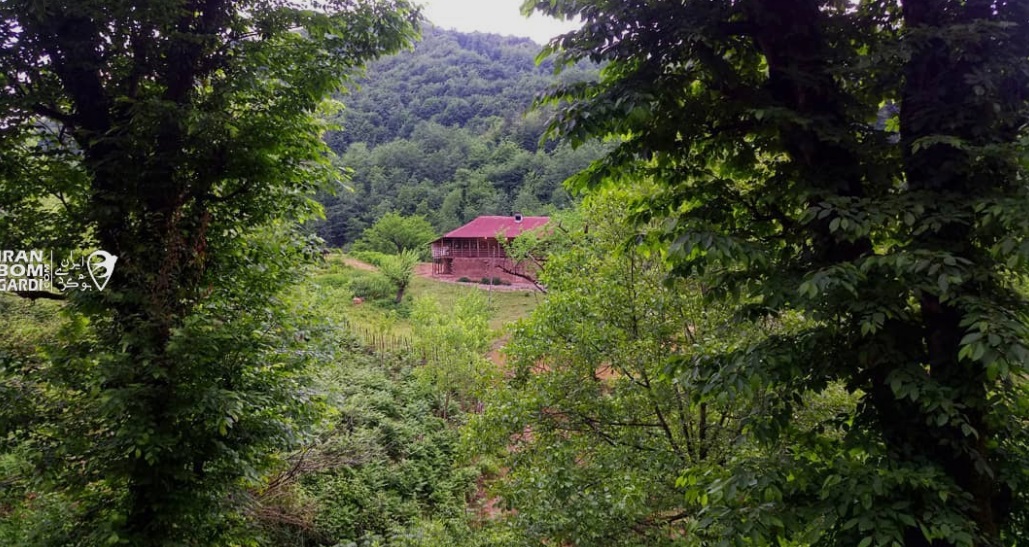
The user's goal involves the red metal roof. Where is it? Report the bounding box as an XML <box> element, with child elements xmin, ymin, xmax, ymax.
<box><xmin>440</xmin><ymin>216</ymin><xmax>549</xmax><ymax>239</ymax></box>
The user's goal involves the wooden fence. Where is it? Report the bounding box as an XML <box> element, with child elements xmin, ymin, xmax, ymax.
<box><xmin>336</xmin><ymin>317</ymin><xmax>458</xmax><ymax>365</ymax></box>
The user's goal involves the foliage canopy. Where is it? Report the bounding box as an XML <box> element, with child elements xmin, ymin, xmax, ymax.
<box><xmin>470</xmin><ymin>192</ymin><xmax>800</xmax><ymax>545</ymax></box>
<box><xmin>0</xmin><ymin>0</ymin><xmax>418</xmax><ymax>544</ymax></box>
<box><xmin>528</xmin><ymin>0</ymin><xmax>1029</xmax><ymax>544</ymax></box>
<box><xmin>352</xmin><ymin>212</ymin><xmax>437</xmax><ymax>259</ymax></box>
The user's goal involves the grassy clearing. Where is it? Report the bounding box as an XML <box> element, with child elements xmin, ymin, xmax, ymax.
<box><xmin>408</xmin><ymin>276</ymin><xmax>541</xmax><ymax>332</ymax></box>
<box><xmin>313</xmin><ymin>253</ymin><xmax>541</xmax><ymax>339</ymax></box>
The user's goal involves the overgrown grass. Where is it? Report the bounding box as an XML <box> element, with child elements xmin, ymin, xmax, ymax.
<box><xmin>315</xmin><ymin>253</ymin><xmax>540</xmax><ymax>337</ymax></box>
<box><xmin>251</xmin><ymin>253</ymin><xmax>509</xmax><ymax>546</ymax></box>
<box><xmin>0</xmin><ymin>295</ymin><xmax>77</xmax><ymax>545</ymax></box>
<box><xmin>408</xmin><ymin>276</ymin><xmax>540</xmax><ymax>332</ymax></box>
<box><xmin>252</xmin><ymin>346</ymin><xmax>480</xmax><ymax>546</ymax></box>
<box><xmin>1</xmin><ymin>253</ymin><xmax>531</xmax><ymax>546</ymax></box>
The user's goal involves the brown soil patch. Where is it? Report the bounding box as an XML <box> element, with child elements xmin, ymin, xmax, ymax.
<box><xmin>487</xmin><ymin>335</ymin><xmax>509</xmax><ymax>368</ymax></box>
<box><xmin>342</xmin><ymin>257</ymin><xmax>377</xmax><ymax>271</ymax></box>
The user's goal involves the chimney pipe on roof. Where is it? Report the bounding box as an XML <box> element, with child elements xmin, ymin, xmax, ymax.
<box><xmin>514</xmin><ymin>213</ymin><xmax>523</xmax><ymax>223</ymax></box>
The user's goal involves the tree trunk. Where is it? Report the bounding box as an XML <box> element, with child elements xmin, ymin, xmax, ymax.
<box><xmin>897</xmin><ymin>1</ymin><xmax>1009</xmax><ymax>539</ymax></box>
<box><xmin>751</xmin><ymin>0</ymin><xmax>1009</xmax><ymax>541</ymax></box>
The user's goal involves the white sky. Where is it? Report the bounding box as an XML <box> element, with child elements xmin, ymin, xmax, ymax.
<box><xmin>419</xmin><ymin>0</ymin><xmax>579</xmax><ymax>44</ymax></box>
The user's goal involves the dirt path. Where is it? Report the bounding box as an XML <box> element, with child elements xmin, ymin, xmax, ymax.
<box><xmin>487</xmin><ymin>335</ymin><xmax>509</xmax><ymax>369</ymax></box>
<box><xmin>342</xmin><ymin>257</ymin><xmax>378</xmax><ymax>271</ymax></box>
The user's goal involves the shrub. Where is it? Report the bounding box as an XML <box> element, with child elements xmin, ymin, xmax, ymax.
<box><xmin>457</xmin><ymin>277</ymin><xmax>470</xmax><ymax>283</ymax></box>
<box><xmin>315</xmin><ymin>273</ymin><xmax>352</xmax><ymax>290</ymax></box>
<box><xmin>255</xmin><ymin>350</ymin><xmax>476</xmax><ymax>546</ymax></box>
<box><xmin>347</xmin><ymin>274</ymin><xmax>394</xmax><ymax>300</ymax></box>
<box><xmin>371</xmin><ymin>298</ymin><xmax>413</xmax><ymax>317</ymax></box>
<box><xmin>349</xmin><ymin>250</ymin><xmax>391</xmax><ymax>268</ymax></box>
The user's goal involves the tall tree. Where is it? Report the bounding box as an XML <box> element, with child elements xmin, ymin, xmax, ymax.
<box><xmin>470</xmin><ymin>193</ymin><xmax>779</xmax><ymax>545</ymax></box>
<box><xmin>0</xmin><ymin>0</ymin><xmax>418</xmax><ymax>544</ymax></box>
<box><xmin>351</xmin><ymin>212</ymin><xmax>437</xmax><ymax>258</ymax></box>
<box><xmin>529</xmin><ymin>0</ymin><xmax>1029</xmax><ymax>544</ymax></box>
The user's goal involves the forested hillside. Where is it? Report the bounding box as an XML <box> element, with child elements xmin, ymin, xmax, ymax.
<box><xmin>314</xmin><ymin>27</ymin><xmax>605</xmax><ymax>246</ymax></box>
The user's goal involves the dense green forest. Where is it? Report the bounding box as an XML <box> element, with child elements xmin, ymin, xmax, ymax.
<box><xmin>2</xmin><ymin>1</ymin><xmax>1029</xmax><ymax>546</ymax></box>
<box><xmin>313</xmin><ymin>26</ymin><xmax>606</xmax><ymax>245</ymax></box>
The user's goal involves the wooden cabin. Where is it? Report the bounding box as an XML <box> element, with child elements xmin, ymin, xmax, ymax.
<box><xmin>430</xmin><ymin>214</ymin><xmax>549</xmax><ymax>282</ymax></box>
